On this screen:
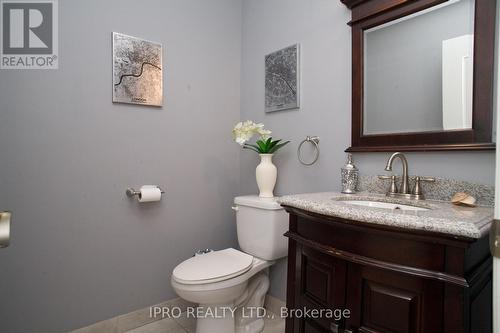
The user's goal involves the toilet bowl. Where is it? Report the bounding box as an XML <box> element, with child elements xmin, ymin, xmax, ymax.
<box><xmin>171</xmin><ymin>249</ymin><xmax>273</xmax><ymax>304</ymax></box>
<box><xmin>171</xmin><ymin>249</ymin><xmax>274</xmax><ymax>333</ymax></box>
<box><xmin>171</xmin><ymin>196</ymin><xmax>289</xmax><ymax>333</ymax></box>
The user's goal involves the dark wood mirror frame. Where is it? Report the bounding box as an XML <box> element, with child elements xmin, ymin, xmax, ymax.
<box><xmin>342</xmin><ymin>0</ymin><xmax>497</xmax><ymax>152</ymax></box>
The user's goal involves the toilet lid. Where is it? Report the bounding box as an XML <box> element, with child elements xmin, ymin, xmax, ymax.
<box><xmin>172</xmin><ymin>248</ymin><xmax>253</xmax><ymax>284</ymax></box>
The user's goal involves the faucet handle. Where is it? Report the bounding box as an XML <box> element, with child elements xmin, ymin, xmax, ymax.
<box><xmin>378</xmin><ymin>175</ymin><xmax>399</xmax><ymax>180</ymax></box>
<box><xmin>419</xmin><ymin>177</ymin><xmax>436</xmax><ymax>183</ymax></box>
<box><xmin>412</xmin><ymin>176</ymin><xmax>436</xmax><ymax>198</ymax></box>
<box><xmin>378</xmin><ymin>175</ymin><xmax>398</xmax><ymax>194</ymax></box>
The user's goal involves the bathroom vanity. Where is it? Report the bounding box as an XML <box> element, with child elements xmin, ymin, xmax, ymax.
<box><xmin>280</xmin><ymin>193</ymin><xmax>493</xmax><ymax>333</ymax></box>
<box><xmin>278</xmin><ymin>0</ymin><xmax>498</xmax><ymax>329</ymax></box>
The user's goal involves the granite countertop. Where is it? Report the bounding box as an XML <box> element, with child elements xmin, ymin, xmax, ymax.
<box><xmin>278</xmin><ymin>192</ymin><xmax>494</xmax><ymax>239</ymax></box>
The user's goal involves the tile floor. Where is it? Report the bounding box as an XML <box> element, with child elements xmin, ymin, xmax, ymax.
<box><xmin>126</xmin><ymin>310</ymin><xmax>285</xmax><ymax>333</ymax></box>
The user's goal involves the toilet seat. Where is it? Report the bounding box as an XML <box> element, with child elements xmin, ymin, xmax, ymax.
<box><xmin>172</xmin><ymin>248</ymin><xmax>254</xmax><ymax>285</ymax></box>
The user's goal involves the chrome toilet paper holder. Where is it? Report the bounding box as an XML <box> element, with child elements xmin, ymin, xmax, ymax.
<box><xmin>126</xmin><ymin>186</ymin><xmax>165</xmax><ymax>198</ymax></box>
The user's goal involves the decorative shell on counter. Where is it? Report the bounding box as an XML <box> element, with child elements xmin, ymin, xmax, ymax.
<box><xmin>451</xmin><ymin>192</ymin><xmax>477</xmax><ymax>207</ymax></box>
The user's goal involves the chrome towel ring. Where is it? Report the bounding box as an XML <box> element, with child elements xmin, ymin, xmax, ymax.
<box><xmin>298</xmin><ymin>136</ymin><xmax>320</xmax><ymax>166</ymax></box>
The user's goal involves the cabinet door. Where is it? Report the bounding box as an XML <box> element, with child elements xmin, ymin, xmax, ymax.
<box><xmin>345</xmin><ymin>264</ymin><xmax>443</xmax><ymax>333</ymax></box>
<box><xmin>293</xmin><ymin>245</ymin><xmax>347</xmax><ymax>333</ymax></box>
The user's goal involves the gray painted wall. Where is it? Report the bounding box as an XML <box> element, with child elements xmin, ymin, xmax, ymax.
<box><xmin>0</xmin><ymin>0</ymin><xmax>242</xmax><ymax>332</ymax></box>
<box><xmin>364</xmin><ymin>0</ymin><xmax>474</xmax><ymax>134</ymax></box>
<box><xmin>240</xmin><ymin>0</ymin><xmax>496</xmax><ymax>301</ymax></box>
<box><xmin>0</xmin><ymin>0</ymin><xmax>496</xmax><ymax>330</ymax></box>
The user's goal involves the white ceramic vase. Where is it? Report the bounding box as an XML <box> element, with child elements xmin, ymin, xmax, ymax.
<box><xmin>256</xmin><ymin>154</ymin><xmax>277</xmax><ymax>198</ymax></box>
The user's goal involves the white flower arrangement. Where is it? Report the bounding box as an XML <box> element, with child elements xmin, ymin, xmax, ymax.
<box><xmin>232</xmin><ymin>120</ymin><xmax>271</xmax><ymax>145</ymax></box>
<box><xmin>232</xmin><ymin>120</ymin><xmax>289</xmax><ymax>154</ymax></box>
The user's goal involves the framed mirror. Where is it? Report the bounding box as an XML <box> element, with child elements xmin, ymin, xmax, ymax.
<box><xmin>344</xmin><ymin>0</ymin><xmax>496</xmax><ymax>152</ymax></box>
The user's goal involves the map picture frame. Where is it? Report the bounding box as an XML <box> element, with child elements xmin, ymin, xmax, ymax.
<box><xmin>265</xmin><ymin>43</ymin><xmax>300</xmax><ymax>112</ymax></box>
<box><xmin>112</xmin><ymin>32</ymin><xmax>163</xmax><ymax>107</ymax></box>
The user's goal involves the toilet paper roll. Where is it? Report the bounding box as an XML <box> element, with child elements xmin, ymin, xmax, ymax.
<box><xmin>139</xmin><ymin>185</ymin><xmax>162</xmax><ymax>203</ymax></box>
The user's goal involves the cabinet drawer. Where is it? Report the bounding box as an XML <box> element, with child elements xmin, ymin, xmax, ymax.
<box><xmin>296</xmin><ymin>215</ymin><xmax>445</xmax><ymax>272</ymax></box>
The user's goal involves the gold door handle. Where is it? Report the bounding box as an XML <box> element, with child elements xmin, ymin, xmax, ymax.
<box><xmin>0</xmin><ymin>211</ymin><xmax>11</xmax><ymax>248</ymax></box>
<box><xmin>491</xmin><ymin>219</ymin><xmax>500</xmax><ymax>258</ymax></box>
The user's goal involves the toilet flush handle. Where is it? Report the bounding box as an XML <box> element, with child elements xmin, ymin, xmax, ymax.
<box><xmin>231</xmin><ymin>206</ymin><xmax>239</xmax><ymax>212</ymax></box>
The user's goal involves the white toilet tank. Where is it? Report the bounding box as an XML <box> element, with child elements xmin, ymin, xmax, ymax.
<box><xmin>233</xmin><ymin>195</ymin><xmax>289</xmax><ymax>261</ymax></box>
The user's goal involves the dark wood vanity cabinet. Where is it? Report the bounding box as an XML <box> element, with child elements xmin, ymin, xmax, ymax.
<box><xmin>283</xmin><ymin>207</ymin><xmax>493</xmax><ymax>333</ymax></box>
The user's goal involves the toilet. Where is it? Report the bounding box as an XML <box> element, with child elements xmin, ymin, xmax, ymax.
<box><xmin>171</xmin><ymin>195</ymin><xmax>289</xmax><ymax>333</ymax></box>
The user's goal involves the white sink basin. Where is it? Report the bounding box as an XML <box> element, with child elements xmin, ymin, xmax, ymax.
<box><xmin>341</xmin><ymin>200</ymin><xmax>430</xmax><ymax>211</ymax></box>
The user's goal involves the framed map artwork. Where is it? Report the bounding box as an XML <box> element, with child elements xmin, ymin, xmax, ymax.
<box><xmin>265</xmin><ymin>44</ymin><xmax>300</xmax><ymax>112</ymax></box>
<box><xmin>113</xmin><ymin>32</ymin><xmax>163</xmax><ymax>106</ymax></box>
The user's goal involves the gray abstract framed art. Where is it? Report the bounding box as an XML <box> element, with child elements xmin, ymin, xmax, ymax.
<box><xmin>112</xmin><ymin>32</ymin><xmax>163</xmax><ymax>107</ymax></box>
<box><xmin>265</xmin><ymin>44</ymin><xmax>300</xmax><ymax>112</ymax></box>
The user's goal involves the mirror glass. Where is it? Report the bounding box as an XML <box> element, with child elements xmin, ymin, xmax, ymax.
<box><xmin>363</xmin><ymin>0</ymin><xmax>475</xmax><ymax>135</ymax></box>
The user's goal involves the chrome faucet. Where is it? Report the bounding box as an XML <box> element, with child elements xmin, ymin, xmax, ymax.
<box><xmin>384</xmin><ymin>152</ymin><xmax>410</xmax><ymax>194</ymax></box>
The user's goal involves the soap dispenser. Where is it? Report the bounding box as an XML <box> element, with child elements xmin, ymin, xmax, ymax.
<box><xmin>341</xmin><ymin>153</ymin><xmax>359</xmax><ymax>194</ymax></box>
